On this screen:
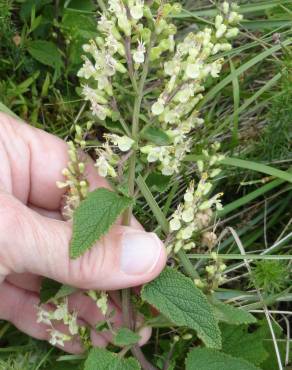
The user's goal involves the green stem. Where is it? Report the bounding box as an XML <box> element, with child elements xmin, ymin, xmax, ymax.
<box><xmin>177</xmin><ymin>250</ymin><xmax>199</xmax><ymax>279</ymax></box>
<box><xmin>96</xmin><ymin>0</ymin><xmax>107</xmax><ymax>13</ymax></box>
<box><xmin>121</xmin><ymin>33</ymin><xmax>158</xmax><ymax>370</ymax></box>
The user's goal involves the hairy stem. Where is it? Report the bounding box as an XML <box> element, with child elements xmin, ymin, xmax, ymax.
<box><xmin>121</xmin><ymin>35</ymin><xmax>158</xmax><ymax>370</ymax></box>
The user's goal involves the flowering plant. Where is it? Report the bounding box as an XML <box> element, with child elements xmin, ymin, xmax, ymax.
<box><xmin>36</xmin><ymin>2</ymin><xmax>255</xmax><ymax>369</ymax></box>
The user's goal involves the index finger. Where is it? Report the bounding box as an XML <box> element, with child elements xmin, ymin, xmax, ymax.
<box><xmin>0</xmin><ymin>112</ymin><xmax>107</xmax><ymax>210</ymax></box>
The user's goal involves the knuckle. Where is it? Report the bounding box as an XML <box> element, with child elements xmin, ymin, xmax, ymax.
<box><xmin>0</xmin><ymin>193</ymin><xmax>25</xmax><ymax>237</ymax></box>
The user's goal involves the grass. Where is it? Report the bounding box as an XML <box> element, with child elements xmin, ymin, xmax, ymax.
<box><xmin>0</xmin><ymin>0</ymin><xmax>292</xmax><ymax>369</ymax></box>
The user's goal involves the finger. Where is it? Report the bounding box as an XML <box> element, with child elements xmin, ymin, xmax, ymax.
<box><xmin>28</xmin><ymin>204</ymin><xmax>63</xmax><ymax>220</ymax></box>
<box><xmin>6</xmin><ymin>273</ymin><xmax>42</xmax><ymax>292</ymax></box>
<box><xmin>0</xmin><ymin>281</ymin><xmax>108</xmax><ymax>353</ymax></box>
<box><xmin>0</xmin><ymin>112</ymin><xmax>108</xmax><ymax>210</ymax></box>
<box><xmin>0</xmin><ymin>192</ymin><xmax>167</xmax><ymax>290</ymax></box>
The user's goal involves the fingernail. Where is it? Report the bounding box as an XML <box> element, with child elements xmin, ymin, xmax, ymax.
<box><xmin>121</xmin><ymin>231</ymin><xmax>163</xmax><ymax>275</ymax></box>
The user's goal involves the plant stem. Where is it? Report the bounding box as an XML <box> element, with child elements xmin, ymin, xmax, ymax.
<box><xmin>96</xmin><ymin>0</ymin><xmax>107</xmax><ymax>13</ymax></box>
<box><xmin>177</xmin><ymin>250</ymin><xmax>199</xmax><ymax>279</ymax></box>
<box><xmin>121</xmin><ymin>34</ymin><xmax>159</xmax><ymax>370</ymax></box>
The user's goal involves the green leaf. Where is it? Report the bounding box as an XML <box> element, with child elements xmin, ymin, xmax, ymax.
<box><xmin>84</xmin><ymin>348</ymin><xmax>141</xmax><ymax>370</ymax></box>
<box><xmin>211</xmin><ymin>298</ymin><xmax>257</xmax><ymax>325</ymax></box>
<box><xmin>27</xmin><ymin>40</ymin><xmax>63</xmax><ymax>69</ymax></box>
<box><xmin>146</xmin><ymin>172</ymin><xmax>171</xmax><ymax>193</ymax></box>
<box><xmin>186</xmin><ymin>348</ymin><xmax>262</xmax><ymax>370</ymax></box>
<box><xmin>54</xmin><ymin>285</ymin><xmax>77</xmax><ymax>300</ymax></box>
<box><xmin>141</xmin><ymin>127</ymin><xmax>171</xmax><ymax>145</ymax></box>
<box><xmin>221</xmin><ymin>324</ymin><xmax>268</xmax><ymax>366</ymax></box>
<box><xmin>113</xmin><ymin>328</ymin><xmax>141</xmax><ymax>347</ymax></box>
<box><xmin>70</xmin><ymin>188</ymin><xmax>132</xmax><ymax>258</ymax></box>
<box><xmin>40</xmin><ymin>279</ymin><xmax>77</xmax><ymax>303</ymax></box>
<box><xmin>141</xmin><ymin>268</ymin><xmax>221</xmax><ymax>349</ymax></box>
<box><xmin>40</xmin><ymin>278</ymin><xmax>62</xmax><ymax>303</ymax></box>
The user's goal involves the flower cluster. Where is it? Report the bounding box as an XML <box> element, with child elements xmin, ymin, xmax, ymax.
<box><xmin>167</xmin><ymin>145</ymin><xmax>224</xmax><ymax>254</ymax></box>
<box><xmin>195</xmin><ymin>252</ymin><xmax>227</xmax><ymax>292</ymax></box>
<box><xmin>56</xmin><ymin>125</ymin><xmax>89</xmax><ymax>219</ymax></box>
<box><xmin>95</xmin><ymin>134</ymin><xmax>134</xmax><ymax>178</ymax></box>
<box><xmin>37</xmin><ymin>299</ymin><xmax>80</xmax><ymax>347</ymax></box>
<box><xmin>141</xmin><ymin>2</ymin><xmax>242</xmax><ymax>175</ymax></box>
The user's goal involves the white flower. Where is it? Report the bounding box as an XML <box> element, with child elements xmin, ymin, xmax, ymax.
<box><xmin>48</xmin><ymin>329</ymin><xmax>71</xmax><ymax>347</ymax></box>
<box><xmin>36</xmin><ymin>307</ymin><xmax>52</xmax><ymax>326</ymax></box>
<box><xmin>130</xmin><ymin>0</ymin><xmax>144</xmax><ymax>20</ymax></box>
<box><xmin>68</xmin><ymin>312</ymin><xmax>79</xmax><ymax>336</ymax></box>
<box><xmin>98</xmin><ymin>15</ymin><xmax>114</xmax><ymax>34</ymax></box>
<box><xmin>96</xmin><ymin>292</ymin><xmax>108</xmax><ymax>316</ymax></box>
<box><xmin>53</xmin><ymin>301</ymin><xmax>69</xmax><ymax>322</ymax></box>
<box><xmin>185</xmin><ymin>63</ymin><xmax>201</xmax><ymax>79</ymax></box>
<box><xmin>184</xmin><ymin>191</ymin><xmax>194</xmax><ymax>203</ymax></box>
<box><xmin>169</xmin><ymin>218</ymin><xmax>181</xmax><ymax>231</ymax></box>
<box><xmin>82</xmin><ymin>85</ymin><xmax>107</xmax><ymax>105</ymax></box>
<box><xmin>225</xmin><ymin>27</ymin><xmax>239</xmax><ymax>38</ymax></box>
<box><xmin>151</xmin><ymin>100</ymin><xmax>165</xmax><ymax>115</ymax></box>
<box><xmin>164</xmin><ymin>60</ymin><xmax>181</xmax><ymax>76</ymax></box>
<box><xmin>90</xmin><ymin>101</ymin><xmax>108</xmax><ymax>120</ymax></box>
<box><xmin>133</xmin><ymin>40</ymin><xmax>146</xmax><ymax>64</ymax></box>
<box><xmin>228</xmin><ymin>11</ymin><xmax>243</xmax><ymax>24</ymax></box>
<box><xmin>106</xmin><ymin>134</ymin><xmax>134</xmax><ymax>152</ymax></box>
<box><xmin>184</xmin><ymin>242</ymin><xmax>195</xmax><ymax>251</ymax></box>
<box><xmin>215</xmin><ymin>15</ymin><xmax>223</xmax><ymax>29</ymax></box>
<box><xmin>181</xmin><ymin>225</ymin><xmax>194</xmax><ymax>240</ymax></box>
<box><xmin>222</xmin><ymin>1</ymin><xmax>230</xmax><ymax>14</ymax></box>
<box><xmin>77</xmin><ymin>57</ymin><xmax>96</xmax><ymax>79</ymax></box>
<box><xmin>215</xmin><ymin>24</ymin><xmax>227</xmax><ymax>39</ymax></box>
<box><xmin>182</xmin><ymin>208</ymin><xmax>194</xmax><ymax>223</ymax></box>
<box><xmin>108</xmin><ymin>0</ymin><xmax>124</xmax><ymax>14</ymax></box>
<box><xmin>95</xmin><ymin>156</ymin><xmax>117</xmax><ymax>178</ymax></box>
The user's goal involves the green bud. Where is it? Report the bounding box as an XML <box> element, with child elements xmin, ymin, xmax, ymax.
<box><xmin>155</xmin><ymin>19</ymin><xmax>167</xmax><ymax>35</ymax></box>
<box><xmin>162</xmin><ymin>4</ymin><xmax>172</xmax><ymax>17</ymax></box>
<box><xmin>140</xmin><ymin>27</ymin><xmax>151</xmax><ymax>43</ymax></box>
<box><xmin>143</xmin><ymin>6</ymin><xmax>153</xmax><ymax>20</ymax></box>
<box><xmin>171</xmin><ymin>3</ymin><xmax>182</xmax><ymax>15</ymax></box>
<box><xmin>167</xmin><ymin>23</ymin><xmax>177</xmax><ymax>35</ymax></box>
<box><xmin>158</xmin><ymin>38</ymin><xmax>170</xmax><ymax>51</ymax></box>
<box><xmin>150</xmin><ymin>47</ymin><xmax>162</xmax><ymax>61</ymax></box>
<box><xmin>115</xmin><ymin>61</ymin><xmax>127</xmax><ymax>74</ymax></box>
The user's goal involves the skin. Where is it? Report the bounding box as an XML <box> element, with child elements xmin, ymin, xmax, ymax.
<box><xmin>0</xmin><ymin>112</ymin><xmax>167</xmax><ymax>353</ymax></box>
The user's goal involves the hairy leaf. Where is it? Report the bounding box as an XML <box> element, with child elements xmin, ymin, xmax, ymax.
<box><xmin>221</xmin><ymin>324</ymin><xmax>268</xmax><ymax>366</ymax></box>
<box><xmin>146</xmin><ymin>172</ymin><xmax>171</xmax><ymax>193</ymax></box>
<box><xmin>211</xmin><ymin>297</ymin><xmax>257</xmax><ymax>325</ymax></box>
<box><xmin>141</xmin><ymin>127</ymin><xmax>171</xmax><ymax>145</ymax></box>
<box><xmin>54</xmin><ymin>285</ymin><xmax>77</xmax><ymax>300</ymax></box>
<box><xmin>113</xmin><ymin>328</ymin><xmax>141</xmax><ymax>347</ymax></box>
<box><xmin>40</xmin><ymin>278</ymin><xmax>62</xmax><ymax>303</ymax></box>
<box><xmin>27</xmin><ymin>41</ymin><xmax>63</xmax><ymax>69</ymax></box>
<box><xmin>70</xmin><ymin>188</ymin><xmax>132</xmax><ymax>258</ymax></box>
<box><xmin>186</xmin><ymin>348</ymin><xmax>262</xmax><ymax>370</ymax></box>
<box><xmin>84</xmin><ymin>348</ymin><xmax>140</xmax><ymax>370</ymax></box>
<box><xmin>141</xmin><ymin>268</ymin><xmax>221</xmax><ymax>348</ymax></box>
<box><xmin>40</xmin><ymin>279</ymin><xmax>77</xmax><ymax>303</ymax></box>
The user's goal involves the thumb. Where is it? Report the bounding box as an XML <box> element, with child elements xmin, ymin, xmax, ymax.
<box><xmin>0</xmin><ymin>192</ymin><xmax>167</xmax><ymax>290</ymax></box>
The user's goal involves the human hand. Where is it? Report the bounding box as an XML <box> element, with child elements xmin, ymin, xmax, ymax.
<box><xmin>0</xmin><ymin>112</ymin><xmax>166</xmax><ymax>353</ymax></box>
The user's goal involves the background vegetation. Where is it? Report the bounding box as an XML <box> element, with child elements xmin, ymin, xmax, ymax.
<box><xmin>0</xmin><ymin>0</ymin><xmax>291</xmax><ymax>369</ymax></box>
